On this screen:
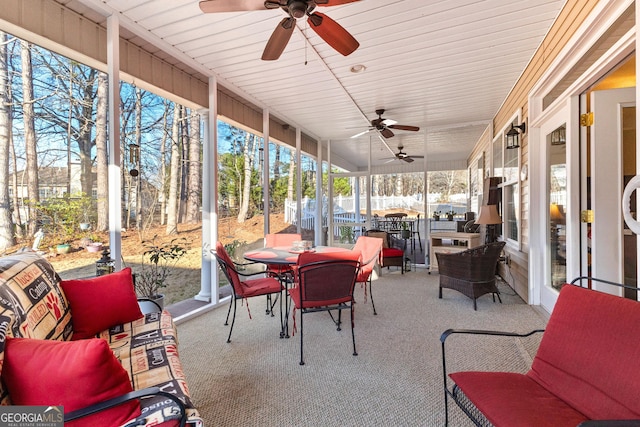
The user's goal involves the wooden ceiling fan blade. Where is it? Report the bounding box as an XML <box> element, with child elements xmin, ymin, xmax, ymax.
<box><xmin>316</xmin><ymin>0</ymin><xmax>362</xmax><ymax>5</ymax></box>
<box><xmin>409</xmin><ymin>155</ymin><xmax>425</xmax><ymax>159</ymax></box>
<box><xmin>389</xmin><ymin>125</ymin><xmax>420</xmax><ymax>132</ymax></box>
<box><xmin>380</xmin><ymin>128</ymin><xmax>394</xmax><ymax>138</ymax></box>
<box><xmin>307</xmin><ymin>12</ymin><xmax>359</xmax><ymax>56</ymax></box>
<box><xmin>262</xmin><ymin>18</ymin><xmax>295</xmax><ymax>61</ymax></box>
<box><xmin>403</xmin><ymin>157</ymin><xmax>415</xmax><ymax>163</ymax></box>
<box><xmin>199</xmin><ymin>0</ymin><xmax>268</xmax><ymax>13</ymax></box>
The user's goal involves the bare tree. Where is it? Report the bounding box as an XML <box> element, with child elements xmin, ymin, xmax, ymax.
<box><xmin>134</xmin><ymin>87</ymin><xmax>143</xmax><ymax>230</ymax></box>
<box><xmin>185</xmin><ymin>111</ymin><xmax>200</xmax><ymax>223</ymax></box>
<box><xmin>237</xmin><ymin>132</ymin><xmax>254</xmax><ymax>223</ymax></box>
<box><xmin>21</xmin><ymin>41</ymin><xmax>38</xmax><ymax>236</ymax></box>
<box><xmin>165</xmin><ymin>104</ymin><xmax>180</xmax><ymax>235</ymax></box>
<box><xmin>95</xmin><ymin>72</ymin><xmax>108</xmax><ymax>231</ymax></box>
<box><xmin>287</xmin><ymin>153</ymin><xmax>294</xmax><ymax>202</ymax></box>
<box><xmin>159</xmin><ymin>101</ymin><xmax>169</xmax><ymax>226</ymax></box>
<box><xmin>0</xmin><ymin>32</ymin><xmax>15</xmax><ymax>250</ymax></box>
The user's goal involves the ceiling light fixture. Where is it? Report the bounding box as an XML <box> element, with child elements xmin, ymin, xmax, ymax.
<box><xmin>350</xmin><ymin>64</ymin><xmax>366</xmax><ymax>73</ymax></box>
<box><xmin>506</xmin><ymin>122</ymin><xmax>526</xmax><ymax>150</ymax></box>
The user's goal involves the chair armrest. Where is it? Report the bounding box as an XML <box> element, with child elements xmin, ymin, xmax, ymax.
<box><xmin>64</xmin><ymin>386</ymin><xmax>187</xmax><ymax>427</ymax></box>
<box><xmin>440</xmin><ymin>328</ymin><xmax>545</xmax><ymax>389</ymax></box>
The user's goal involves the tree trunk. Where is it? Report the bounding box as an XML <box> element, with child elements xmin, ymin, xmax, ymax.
<box><xmin>0</xmin><ymin>31</ymin><xmax>15</xmax><ymax>250</ymax></box>
<box><xmin>287</xmin><ymin>153</ymin><xmax>295</xmax><ymax>202</ymax></box>
<box><xmin>179</xmin><ymin>108</ymin><xmax>189</xmax><ymax>222</ymax></box>
<box><xmin>237</xmin><ymin>133</ymin><xmax>253</xmax><ymax>223</ymax></box>
<box><xmin>165</xmin><ymin>105</ymin><xmax>180</xmax><ymax>235</ymax></box>
<box><xmin>185</xmin><ymin>111</ymin><xmax>200</xmax><ymax>223</ymax></box>
<box><xmin>21</xmin><ymin>41</ymin><xmax>38</xmax><ymax>236</ymax></box>
<box><xmin>160</xmin><ymin>102</ymin><xmax>169</xmax><ymax>226</ymax></box>
<box><xmin>160</xmin><ymin>101</ymin><xmax>169</xmax><ymax>225</ymax></box>
<box><xmin>95</xmin><ymin>72</ymin><xmax>108</xmax><ymax>231</ymax></box>
<box><xmin>135</xmin><ymin>87</ymin><xmax>143</xmax><ymax>231</ymax></box>
<box><xmin>77</xmin><ymin>68</ymin><xmax>97</xmax><ymax>197</ymax></box>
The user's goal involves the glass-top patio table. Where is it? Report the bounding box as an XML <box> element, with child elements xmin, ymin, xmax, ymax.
<box><xmin>243</xmin><ymin>245</ymin><xmax>350</xmax><ymax>265</ymax></box>
<box><xmin>244</xmin><ymin>245</ymin><xmax>351</xmax><ymax>338</ymax></box>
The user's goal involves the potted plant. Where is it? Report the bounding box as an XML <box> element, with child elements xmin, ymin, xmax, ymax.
<box><xmin>447</xmin><ymin>210</ymin><xmax>455</xmax><ymax>221</ymax></box>
<box><xmin>135</xmin><ymin>236</ymin><xmax>188</xmax><ymax>309</ymax></box>
<box><xmin>432</xmin><ymin>211</ymin><xmax>441</xmax><ymax>221</ymax></box>
<box><xmin>401</xmin><ymin>221</ymin><xmax>411</xmax><ymax>239</ymax></box>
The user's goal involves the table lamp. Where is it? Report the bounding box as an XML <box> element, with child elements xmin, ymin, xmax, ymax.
<box><xmin>476</xmin><ymin>205</ymin><xmax>502</xmax><ymax>244</ymax></box>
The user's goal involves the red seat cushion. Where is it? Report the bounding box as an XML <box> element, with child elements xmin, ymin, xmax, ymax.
<box><xmin>61</xmin><ymin>268</ymin><xmax>143</xmax><ymax>340</ymax></box>
<box><xmin>238</xmin><ymin>277</ymin><xmax>283</xmax><ymax>298</ymax></box>
<box><xmin>382</xmin><ymin>248</ymin><xmax>403</xmax><ymax>257</ymax></box>
<box><xmin>450</xmin><ymin>371</ymin><xmax>588</xmax><ymax>427</ymax></box>
<box><xmin>528</xmin><ymin>285</ymin><xmax>640</xmax><ymax>420</ymax></box>
<box><xmin>3</xmin><ymin>337</ymin><xmax>140</xmax><ymax>427</ymax></box>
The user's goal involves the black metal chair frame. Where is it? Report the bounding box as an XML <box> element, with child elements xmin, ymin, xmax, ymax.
<box><xmin>440</xmin><ymin>277</ymin><xmax>639</xmax><ymax>427</ymax></box>
<box><xmin>213</xmin><ymin>251</ymin><xmax>284</xmax><ymax>343</ymax></box>
<box><xmin>291</xmin><ymin>257</ymin><xmax>360</xmax><ymax>365</ymax></box>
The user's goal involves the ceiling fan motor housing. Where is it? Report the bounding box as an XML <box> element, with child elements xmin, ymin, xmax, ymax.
<box><xmin>286</xmin><ymin>1</ymin><xmax>312</xmax><ymax>18</ymax></box>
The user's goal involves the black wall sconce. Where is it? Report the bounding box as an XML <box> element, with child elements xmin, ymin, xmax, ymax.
<box><xmin>506</xmin><ymin>122</ymin><xmax>526</xmax><ymax>150</ymax></box>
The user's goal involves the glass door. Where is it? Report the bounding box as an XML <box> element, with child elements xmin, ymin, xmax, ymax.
<box><xmin>540</xmin><ymin>106</ymin><xmax>568</xmax><ymax>312</ymax></box>
<box><xmin>582</xmin><ymin>87</ymin><xmax>635</xmax><ymax>294</ymax></box>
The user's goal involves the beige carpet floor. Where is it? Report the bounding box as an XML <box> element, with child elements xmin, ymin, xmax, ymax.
<box><xmin>176</xmin><ymin>266</ymin><xmax>548</xmax><ymax>426</ymax></box>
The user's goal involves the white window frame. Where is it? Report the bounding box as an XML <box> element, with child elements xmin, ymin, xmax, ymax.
<box><xmin>492</xmin><ymin>111</ymin><xmax>523</xmax><ymax>247</ymax></box>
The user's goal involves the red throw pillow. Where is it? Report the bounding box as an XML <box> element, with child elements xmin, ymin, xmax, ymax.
<box><xmin>61</xmin><ymin>267</ymin><xmax>143</xmax><ymax>339</ymax></box>
<box><xmin>2</xmin><ymin>337</ymin><xmax>140</xmax><ymax>427</ymax></box>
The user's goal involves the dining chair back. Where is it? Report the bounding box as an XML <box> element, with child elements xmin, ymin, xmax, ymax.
<box><xmin>364</xmin><ymin>230</ymin><xmax>405</xmax><ymax>274</ymax></box>
<box><xmin>353</xmin><ymin>236</ymin><xmax>383</xmax><ymax>314</ymax></box>
<box><xmin>213</xmin><ymin>241</ymin><xmax>284</xmax><ymax>343</ymax></box>
<box><xmin>289</xmin><ymin>250</ymin><xmax>361</xmax><ymax>365</ymax></box>
<box><xmin>264</xmin><ymin>233</ymin><xmax>302</xmax><ymax>247</ymax></box>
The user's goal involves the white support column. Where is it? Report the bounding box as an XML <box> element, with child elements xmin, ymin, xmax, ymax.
<box><xmin>315</xmin><ymin>140</ymin><xmax>323</xmax><ymax>245</ymax></box>
<box><xmin>327</xmin><ymin>140</ymin><xmax>333</xmax><ymax>246</ymax></box>
<box><xmin>366</xmin><ymin>135</ymin><xmax>372</xmax><ymax>228</ymax></box>
<box><xmin>296</xmin><ymin>128</ymin><xmax>302</xmax><ymax>234</ymax></box>
<box><xmin>263</xmin><ymin>109</ymin><xmax>270</xmax><ymax>235</ymax></box>
<box><xmin>196</xmin><ymin>74</ymin><xmax>218</xmax><ymax>302</ymax></box>
<box><xmin>423</xmin><ymin>129</ymin><xmax>429</xmax><ymax>260</ymax></box>
<box><xmin>106</xmin><ymin>15</ymin><xmax>123</xmax><ymax>270</ymax></box>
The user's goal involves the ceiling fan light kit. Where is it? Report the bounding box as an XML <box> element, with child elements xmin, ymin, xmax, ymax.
<box><xmin>199</xmin><ymin>0</ymin><xmax>361</xmax><ymax>61</ymax></box>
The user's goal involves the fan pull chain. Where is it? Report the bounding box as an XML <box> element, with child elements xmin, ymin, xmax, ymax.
<box><xmin>304</xmin><ymin>20</ymin><xmax>308</xmax><ymax>65</ymax></box>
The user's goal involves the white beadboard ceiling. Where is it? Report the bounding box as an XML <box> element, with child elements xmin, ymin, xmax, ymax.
<box><xmin>58</xmin><ymin>0</ymin><xmax>565</xmax><ymax>171</ymax></box>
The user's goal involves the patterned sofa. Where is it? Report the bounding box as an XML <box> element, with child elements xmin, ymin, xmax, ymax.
<box><xmin>0</xmin><ymin>251</ymin><xmax>202</xmax><ymax>427</ymax></box>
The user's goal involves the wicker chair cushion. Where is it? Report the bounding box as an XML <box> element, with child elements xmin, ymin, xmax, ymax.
<box><xmin>450</xmin><ymin>371</ymin><xmax>587</xmax><ymax>426</ymax></box>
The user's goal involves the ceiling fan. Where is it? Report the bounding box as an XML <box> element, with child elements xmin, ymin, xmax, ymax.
<box><xmin>199</xmin><ymin>0</ymin><xmax>361</xmax><ymax>61</ymax></box>
<box><xmin>383</xmin><ymin>144</ymin><xmax>424</xmax><ymax>164</ymax></box>
<box><xmin>351</xmin><ymin>109</ymin><xmax>420</xmax><ymax>139</ymax></box>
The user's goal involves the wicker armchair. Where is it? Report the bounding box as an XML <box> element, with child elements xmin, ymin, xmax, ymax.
<box><xmin>436</xmin><ymin>241</ymin><xmax>506</xmax><ymax>310</ymax></box>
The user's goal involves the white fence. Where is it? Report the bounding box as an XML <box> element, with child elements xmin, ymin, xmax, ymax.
<box><xmin>284</xmin><ymin>195</ymin><xmax>427</xmax><ymax>240</ymax></box>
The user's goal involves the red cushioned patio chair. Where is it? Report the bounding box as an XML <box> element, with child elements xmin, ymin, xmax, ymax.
<box><xmin>213</xmin><ymin>241</ymin><xmax>284</xmax><ymax>343</ymax></box>
<box><xmin>289</xmin><ymin>250</ymin><xmax>361</xmax><ymax>365</ymax></box>
<box><xmin>353</xmin><ymin>235</ymin><xmax>383</xmax><ymax>315</ymax></box>
<box><xmin>365</xmin><ymin>229</ymin><xmax>405</xmax><ymax>274</ymax></box>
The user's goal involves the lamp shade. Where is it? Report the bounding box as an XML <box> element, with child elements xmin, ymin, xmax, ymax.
<box><xmin>475</xmin><ymin>205</ymin><xmax>502</xmax><ymax>225</ymax></box>
<box><xmin>550</xmin><ymin>203</ymin><xmax>564</xmax><ymax>222</ymax></box>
